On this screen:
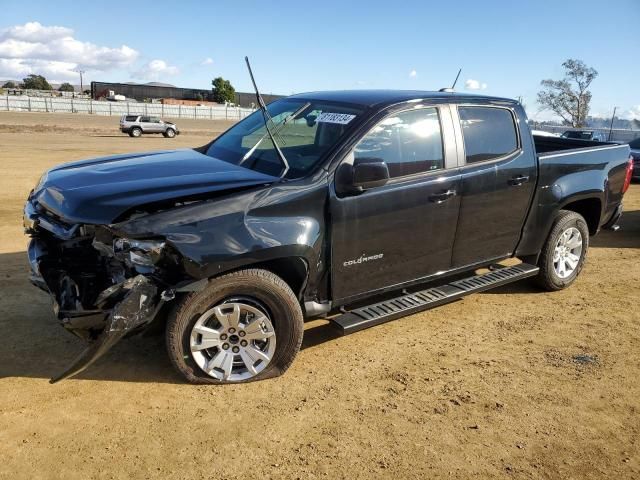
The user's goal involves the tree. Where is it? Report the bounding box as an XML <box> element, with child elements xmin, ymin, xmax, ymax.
<box><xmin>537</xmin><ymin>59</ymin><xmax>598</xmax><ymax>128</ymax></box>
<box><xmin>22</xmin><ymin>74</ymin><xmax>52</xmax><ymax>90</ymax></box>
<box><xmin>211</xmin><ymin>77</ymin><xmax>235</xmax><ymax>104</ymax></box>
<box><xmin>58</xmin><ymin>82</ymin><xmax>75</xmax><ymax>92</ymax></box>
<box><xmin>2</xmin><ymin>81</ymin><xmax>17</xmax><ymax>88</ymax></box>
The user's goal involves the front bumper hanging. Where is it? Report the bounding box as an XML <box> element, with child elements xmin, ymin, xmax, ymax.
<box><xmin>50</xmin><ymin>275</ymin><xmax>159</xmax><ymax>383</ymax></box>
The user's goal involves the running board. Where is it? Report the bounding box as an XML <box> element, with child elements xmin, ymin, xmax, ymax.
<box><xmin>332</xmin><ymin>263</ymin><xmax>539</xmax><ymax>335</ymax></box>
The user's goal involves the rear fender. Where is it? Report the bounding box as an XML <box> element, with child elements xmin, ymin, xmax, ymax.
<box><xmin>516</xmin><ymin>166</ymin><xmax>607</xmax><ymax>258</ymax></box>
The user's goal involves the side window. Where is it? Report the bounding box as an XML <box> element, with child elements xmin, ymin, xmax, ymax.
<box><xmin>354</xmin><ymin>108</ymin><xmax>444</xmax><ymax>178</ymax></box>
<box><xmin>125</xmin><ymin>115</ymin><xmax>138</xmax><ymax>122</ymax></box>
<box><xmin>458</xmin><ymin>107</ymin><xmax>518</xmax><ymax>163</ymax></box>
<box><xmin>139</xmin><ymin>116</ymin><xmax>150</xmax><ymax>123</ymax></box>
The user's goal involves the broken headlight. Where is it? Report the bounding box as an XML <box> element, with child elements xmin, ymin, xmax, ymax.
<box><xmin>113</xmin><ymin>238</ymin><xmax>165</xmax><ymax>269</ymax></box>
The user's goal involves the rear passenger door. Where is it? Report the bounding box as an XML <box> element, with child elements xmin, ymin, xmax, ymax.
<box><xmin>450</xmin><ymin>105</ymin><xmax>537</xmax><ymax>267</ymax></box>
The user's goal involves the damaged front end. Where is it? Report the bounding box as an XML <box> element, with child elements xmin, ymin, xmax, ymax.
<box><xmin>24</xmin><ymin>198</ymin><xmax>187</xmax><ymax>383</ymax></box>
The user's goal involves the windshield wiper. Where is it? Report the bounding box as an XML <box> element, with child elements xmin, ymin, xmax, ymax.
<box><xmin>241</xmin><ymin>101</ymin><xmax>311</xmax><ymax>166</ymax></box>
<box><xmin>245</xmin><ymin>56</ymin><xmax>291</xmax><ymax>178</ymax></box>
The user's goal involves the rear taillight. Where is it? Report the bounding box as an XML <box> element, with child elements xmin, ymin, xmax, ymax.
<box><xmin>622</xmin><ymin>155</ymin><xmax>633</xmax><ymax>194</ymax></box>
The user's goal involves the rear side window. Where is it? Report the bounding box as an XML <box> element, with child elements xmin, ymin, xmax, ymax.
<box><xmin>354</xmin><ymin>107</ymin><xmax>444</xmax><ymax>178</ymax></box>
<box><xmin>125</xmin><ymin>115</ymin><xmax>138</xmax><ymax>122</ymax></box>
<box><xmin>458</xmin><ymin>107</ymin><xmax>518</xmax><ymax>163</ymax></box>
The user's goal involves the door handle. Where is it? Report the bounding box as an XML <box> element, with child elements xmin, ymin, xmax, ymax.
<box><xmin>429</xmin><ymin>189</ymin><xmax>457</xmax><ymax>203</ymax></box>
<box><xmin>509</xmin><ymin>175</ymin><xmax>530</xmax><ymax>186</ymax></box>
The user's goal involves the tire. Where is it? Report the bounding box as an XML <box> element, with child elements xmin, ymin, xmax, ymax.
<box><xmin>164</xmin><ymin>128</ymin><xmax>176</xmax><ymax>138</ymax></box>
<box><xmin>130</xmin><ymin>127</ymin><xmax>142</xmax><ymax>138</ymax></box>
<box><xmin>166</xmin><ymin>269</ymin><xmax>304</xmax><ymax>384</ymax></box>
<box><xmin>534</xmin><ymin>210</ymin><xmax>589</xmax><ymax>291</ymax></box>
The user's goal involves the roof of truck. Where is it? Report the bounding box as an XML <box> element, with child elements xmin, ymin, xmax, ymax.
<box><xmin>288</xmin><ymin>90</ymin><xmax>519</xmax><ymax>108</ymax></box>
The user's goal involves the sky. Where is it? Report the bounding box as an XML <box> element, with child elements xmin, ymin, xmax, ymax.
<box><xmin>0</xmin><ymin>0</ymin><xmax>638</xmax><ymax>121</ymax></box>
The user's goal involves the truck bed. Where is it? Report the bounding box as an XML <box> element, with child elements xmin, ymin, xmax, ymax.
<box><xmin>533</xmin><ymin>135</ymin><xmax>622</xmax><ymax>156</ymax></box>
<box><xmin>526</xmin><ymin>134</ymin><xmax>630</xmax><ymax>245</ymax></box>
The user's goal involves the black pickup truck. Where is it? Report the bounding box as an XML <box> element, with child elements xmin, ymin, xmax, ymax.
<box><xmin>24</xmin><ymin>90</ymin><xmax>634</xmax><ymax>384</ymax></box>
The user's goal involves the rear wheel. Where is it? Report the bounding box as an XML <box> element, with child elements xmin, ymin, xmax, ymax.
<box><xmin>166</xmin><ymin>269</ymin><xmax>304</xmax><ymax>384</ymax></box>
<box><xmin>130</xmin><ymin>127</ymin><xmax>142</xmax><ymax>138</ymax></box>
<box><xmin>534</xmin><ymin>210</ymin><xmax>589</xmax><ymax>291</ymax></box>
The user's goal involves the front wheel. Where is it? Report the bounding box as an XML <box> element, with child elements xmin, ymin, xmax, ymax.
<box><xmin>163</xmin><ymin>128</ymin><xmax>176</xmax><ymax>138</ymax></box>
<box><xmin>534</xmin><ymin>210</ymin><xmax>589</xmax><ymax>291</ymax></box>
<box><xmin>166</xmin><ymin>269</ymin><xmax>304</xmax><ymax>384</ymax></box>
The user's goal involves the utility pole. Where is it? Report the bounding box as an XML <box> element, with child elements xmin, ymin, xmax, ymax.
<box><xmin>608</xmin><ymin>106</ymin><xmax>617</xmax><ymax>141</ymax></box>
<box><xmin>74</xmin><ymin>69</ymin><xmax>85</xmax><ymax>94</ymax></box>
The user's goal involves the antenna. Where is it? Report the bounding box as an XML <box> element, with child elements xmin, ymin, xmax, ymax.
<box><xmin>439</xmin><ymin>68</ymin><xmax>462</xmax><ymax>93</ymax></box>
<box><xmin>245</xmin><ymin>56</ymin><xmax>265</xmax><ymax>110</ymax></box>
<box><xmin>451</xmin><ymin>68</ymin><xmax>462</xmax><ymax>90</ymax></box>
<box><xmin>244</xmin><ymin>56</ymin><xmax>289</xmax><ymax>176</ymax></box>
<box><xmin>244</xmin><ymin>56</ymin><xmax>284</xmax><ymax>145</ymax></box>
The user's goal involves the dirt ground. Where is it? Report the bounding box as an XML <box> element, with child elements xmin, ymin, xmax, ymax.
<box><xmin>0</xmin><ymin>111</ymin><xmax>638</xmax><ymax>479</ymax></box>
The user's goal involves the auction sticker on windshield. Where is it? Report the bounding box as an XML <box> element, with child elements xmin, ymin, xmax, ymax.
<box><xmin>317</xmin><ymin>113</ymin><xmax>356</xmax><ymax>125</ymax></box>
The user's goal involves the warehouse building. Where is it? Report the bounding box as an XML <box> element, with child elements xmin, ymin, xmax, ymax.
<box><xmin>91</xmin><ymin>81</ymin><xmax>281</xmax><ymax>107</ymax></box>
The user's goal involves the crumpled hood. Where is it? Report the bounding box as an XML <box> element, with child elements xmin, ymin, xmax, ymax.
<box><xmin>32</xmin><ymin>149</ymin><xmax>277</xmax><ymax>224</ymax></box>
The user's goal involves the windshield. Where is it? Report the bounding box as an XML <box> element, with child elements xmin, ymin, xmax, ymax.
<box><xmin>205</xmin><ymin>98</ymin><xmax>364</xmax><ymax>178</ymax></box>
<box><xmin>629</xmin><ymin>137</ymin><xmax>640</xmax><ymax>149</ymax></box>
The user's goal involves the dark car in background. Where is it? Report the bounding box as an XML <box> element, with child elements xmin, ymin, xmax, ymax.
<box><xmin>561</xmin><ymin>129</ymin><xmax>607</xmax><ymax>142</ymax></box>
<box><xmin>629</xmin><ymin>137</ymin><xmax>640</xmax><ymax>180</ymax></box>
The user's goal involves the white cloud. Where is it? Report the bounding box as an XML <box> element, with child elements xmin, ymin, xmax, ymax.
<box><xmin>201</xmin><ymin>57</ymin><xmax>214</xmax><ymax>66</ymax></box>
<box><xmin>465</xmin><ymin>79</ymin><xmax>488</xmax><ymax>90</ymax></box>
<box><xmin>1</xmin><ymin>22</ymin><xmax>72</xmax><ymax>43</ymax></box>
<box><xmin>133</xmin><ymin>59</ymin><xmax>179</xmax><ymax>80</ymax></box>
<box><xmin>0</xmin><ymin>21</ymin><xmax>139</xmax><ymax>82</ymax></box>
<box><xmin>409</xmin><ymin>69</ymin><xmax>417</xmax><ymax>78</ymax></box>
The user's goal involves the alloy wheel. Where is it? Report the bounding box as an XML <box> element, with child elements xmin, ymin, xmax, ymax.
<box><xmin>189</xmin><ymin>300</ymin><xmax>276</xmax><ymax>381</ymax></box>
<box><xmin>553</xmin><ymin>227</ymin><xmax>583</xmax><ymax>279</ymax></box>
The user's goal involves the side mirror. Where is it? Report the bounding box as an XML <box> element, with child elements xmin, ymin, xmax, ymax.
<box><xmin>306</xmin><ymin>114</ymin><xmax>317</xmax><ymax>127</ymax></box>
<box><xmin>352</xmin><ymin>157</ymin><xmax>390</xmax><ymax>190</ymax></box>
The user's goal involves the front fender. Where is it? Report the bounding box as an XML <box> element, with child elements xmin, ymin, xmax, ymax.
<box><xmin>111</xmin><ymin>179</ymin><xmax>329</xmax><ymax>296</ymax></box>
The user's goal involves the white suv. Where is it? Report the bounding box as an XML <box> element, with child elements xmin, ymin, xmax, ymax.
<box><xmin>119</xmin><ymin>115</ymin><xmax>180</xmax><ymax>138</ymax></box>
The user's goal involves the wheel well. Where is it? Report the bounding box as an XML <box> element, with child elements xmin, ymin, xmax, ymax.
<box><xmin>244</xmin><ymin>257</ymin><xmax>308</xmax><ymax>299</ymax></box>
<box><xmin>562</xmin><ymin>198</ymin><xmax>601</xmax><ymax>235</ymax></box>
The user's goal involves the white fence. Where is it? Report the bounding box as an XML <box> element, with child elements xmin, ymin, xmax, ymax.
<box><xmin>0</xmin><ymin>95</ymin><xmax>255</xmax><ymax>121</ymax></box>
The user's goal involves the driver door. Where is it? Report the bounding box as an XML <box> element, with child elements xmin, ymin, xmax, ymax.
<box><xmin>330</xmin><ymin>105</ymin><xmax>461</xmax><ymax>303</ymax></box>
